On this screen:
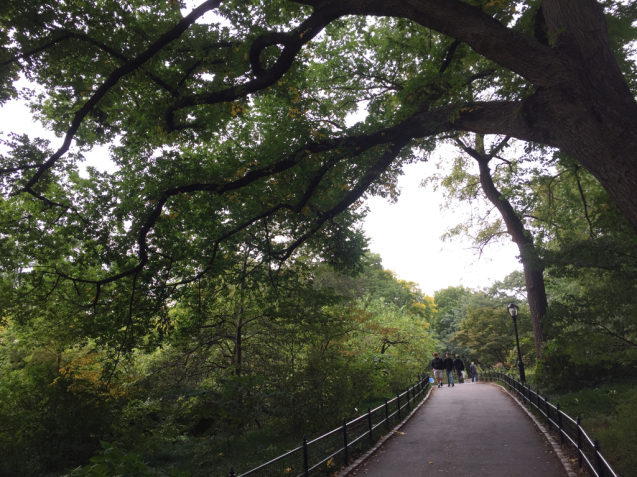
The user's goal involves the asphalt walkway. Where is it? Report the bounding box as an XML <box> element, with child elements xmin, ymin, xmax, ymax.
<box><xmin>351</xmin><ymin>382</ymin><xmax>566</xmax><ymax>477</ymax></box>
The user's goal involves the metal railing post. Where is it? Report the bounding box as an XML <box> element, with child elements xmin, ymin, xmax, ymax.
<box><xmin>368</xmin><ymin>407</ymin><xmax>373</xmax><ymax>442</ymax></box>
<box><xmin>524</xmin><ymin>382</ymin><xmax>528</xmax><ymax>402</ymax></box>
<box><xmin>385</xmin><ymin>398</ymin><xmax>389</xmax><ymax>429</ymax></box>
<box><xmin>576</xmin><ymin>416</ymin><xmax>583</xmax><ymax>468</ymax></box>
<box><xmin>303</xmin><ymin>435</ymin><xmax>309</xmax><ymax>477</ymax></box>
<box><xmin>557</xmin><ymin>403</ymin><xmax>564</xmax><ymax>444</ymax></box>
<box><xmin>407</xmin><ymin>386</ymin><xmax>411</xmax><ymax>412</ymax></box>
<box><xmin>594</xmin><ymin>438</ymin><xmax>604</xmax><ymax>477</ymax></box>
<box><xmin>546</xmin><ymin>396</ymin><xmax>552</xmax><ymax>431</ymax></box>
<box><xmin>397</xmin><ymin>392</ymin><xmax>401</xmax><ymax>420</ymax></box>
<box><xmin>343</xmin><ymin>419</ymin><xmax>349</xmax><ymax>466</ymax></box>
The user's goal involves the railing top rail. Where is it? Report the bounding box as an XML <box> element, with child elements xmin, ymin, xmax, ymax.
<box><xmin>598</xmin><ymin>451</ymin><xmax>621</xmax><ymax>477</ymax></box>
<box><xmin>560</xmin><ymin>411</ymin><xmax>577</xmax><ymax>426</ymax></box>
<box><xmin>306</xmin><ymin>425</ymin><xmax>342</xmax><ymax>446</ymax></box>
<box><xmin>238</xmin><ymin>445</ymin><xmax>302</xmax><ymax>477</ymax></box>
<box><xmin>370</xmin><ymin>401</ymin><xmax>386</xmax><ymax>414</ymax></box>
<box><xmin>582</xmin><ymin>431</ymin><xmax>596</xmax><ymax>449</ymax></box>
<box><xmin>347</xmin><ymin>413</ymin><xmax>367</xmax><ymax>426</ymax></box>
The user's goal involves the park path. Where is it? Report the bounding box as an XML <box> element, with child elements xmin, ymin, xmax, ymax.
<box><xmin>350</xmin><ymin>382</ymin><xmax>566</xmax><ymax>477</ymax></box>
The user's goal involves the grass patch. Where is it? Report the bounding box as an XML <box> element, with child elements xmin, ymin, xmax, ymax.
<box><xmin>553</xmin><ymin>381</ymin><xmax>637</xmax><ymax>476</ymax></box>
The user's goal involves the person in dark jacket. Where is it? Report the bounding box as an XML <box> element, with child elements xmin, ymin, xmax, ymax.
<box><xmin>443</xmin><ymin>352</ymin><xmax>455</xmax><ymax>387</ymax></box>
<box><xmin>470</xmin><ymin>362</ymin><xmax>478</xmax><ymax>382</ymax></box>
<box><xmin>454</xmin><ymin>355</ymin><xmax>465</xmax><ymax>384</ymax></box>
<box><xmin>430</xmin><ymin>352</ymin><xmax>445</xmax><ymax>388</ymax></box>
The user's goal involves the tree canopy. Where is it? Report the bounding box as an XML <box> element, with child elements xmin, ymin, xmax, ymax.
<box><xmin>2</xmin><ymin>2</ymin><xmax>637</xmax><ymax>351</ymax></box>
<box><xmin>3</xmin><ymin>3</ymin><xmax>637</xmax><ymax>474</ymax></box>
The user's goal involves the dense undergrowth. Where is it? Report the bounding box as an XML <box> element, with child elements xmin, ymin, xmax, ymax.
<box><xmin>0</xmin><ymin>254</ymin><xmax>437</xmax><ymax>477</ymax></box>
<box><xmin>552</xmin><ymin>380</ymin><xmax>637</xmax><ymax>477</ymax></box>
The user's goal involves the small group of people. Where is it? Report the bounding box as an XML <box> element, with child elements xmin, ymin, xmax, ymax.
<box><xmin>430</xmin><ymin>352</ymin><xmax>478</xmax><ymax>388</ymax></box>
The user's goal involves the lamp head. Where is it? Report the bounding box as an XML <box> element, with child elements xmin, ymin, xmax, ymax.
<box><xmin>507</xmin><ymin>303</ymin><xmax>519</xmax><ymax>318</ymax></box>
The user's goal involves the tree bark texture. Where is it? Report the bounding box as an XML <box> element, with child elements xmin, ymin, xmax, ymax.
<box><xmin>461</xmin><ymin>140</ymin><xmax>548</xmax><ymax>358</ymax></box>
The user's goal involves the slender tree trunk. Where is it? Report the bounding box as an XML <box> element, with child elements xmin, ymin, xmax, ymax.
<box><xmin>234</xmin><ymin>306</ymin><xmax>243</xmax><ymax>376</ymax></box>
<box><xmin>466</xmin><ymin>137</ymin><xmax>548</xmax><ymax>358</ymax></box>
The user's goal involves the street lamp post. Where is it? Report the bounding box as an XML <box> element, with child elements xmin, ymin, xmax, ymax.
<box><xmin>507</xmin><ymin>303</ymin><xmax>526</xmax><ymax>383</ymax></box>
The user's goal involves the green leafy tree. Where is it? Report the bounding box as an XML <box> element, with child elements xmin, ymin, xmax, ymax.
<box><xmin>433</xmin><ymin>273</ymin><xmax>534</xmax><ymax>368</ymax></box>
<box><xmin>2</xmin><ymin>1</ymin><xmax>637</xmax><ymax>358</ymax></box>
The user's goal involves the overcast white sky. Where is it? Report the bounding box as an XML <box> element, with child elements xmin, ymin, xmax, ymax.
<box><xmin>0</xmin><ymin>89</ymin><xmax>521</xmax><ymax>297</ymax></box>
<box><xmin>362</xmin><ymin>159</ymin><xmax>520</xmax><ymax>296</ymax></box>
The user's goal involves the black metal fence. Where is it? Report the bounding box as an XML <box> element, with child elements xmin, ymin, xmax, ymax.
<box><xmin>482</xmin><ymin>370</ymin><xmax>620</xmax><ymax>477</ymax></box>
<box><xmin>227</xmin><ymin>372</ymin><xmax>432</xmax><ymax>477</ymax></box>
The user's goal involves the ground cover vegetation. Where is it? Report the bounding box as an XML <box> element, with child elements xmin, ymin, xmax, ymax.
<box><xmin>553</xmin><ymin>382</ymin><xmax>637</xmax><ymax>476</ymax></box>
<box><xmin>2</xmin><ymin>0</ymin><xmax>637</xmax><ymax>475</ymax></box>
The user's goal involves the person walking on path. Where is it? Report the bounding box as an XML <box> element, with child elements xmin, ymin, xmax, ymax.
<box><xmin>454</xmin><ymin>355</ymin><xmax>465</xmax><ymax>384</ymax></box>
<box><xmin>444</xmin><ymin>352</ymin><xmax>455</xmax><ymax>387</ymax></box>
<box><xmin>430</xmin><ymin>352</ymin><xmax>445</xmax><ymax>388</ymax></box>
<box><xmin>470</xmin><ymin>362</ymin><xmax>478</xmax><ymax>382</ymax></box>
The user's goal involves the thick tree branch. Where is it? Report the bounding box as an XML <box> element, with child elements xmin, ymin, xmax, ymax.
<box><xmin>0</xmin><ymin>34</ymin><xmax>72</xmax><ymax>67</ymax></box>
<box><xmin>20</xmin><ymin>0</ymin><xmax>223</xmax><ymax>195</ymax></box>
<box><xmin>166</xmin><ymin>7</ymin><xmax>343</xmax><ymax>129</ymax></box>
<box><xmin>295</xmin><ymin>0</ymin><xmax>556</xmax><ymax>84</ymax></box>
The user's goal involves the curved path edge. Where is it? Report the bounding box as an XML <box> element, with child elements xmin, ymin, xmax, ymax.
<box><xmin>335</xmin><ymin>385</ymin><xmax>435</xmax><ymax>477</ymax></box>
<box><xmin>490</xmin><ymin>382</ymin><xmax>578</xmax><ymax>477</ymax></box>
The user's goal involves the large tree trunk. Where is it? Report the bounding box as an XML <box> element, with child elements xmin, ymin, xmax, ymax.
<box><xmin>464</xmin><ymin>137</ymin><xmax>548</xmax><ymax>358</ymax></box>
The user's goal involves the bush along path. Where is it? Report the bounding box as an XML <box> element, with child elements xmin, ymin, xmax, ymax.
<box><xmin>227</xmin><ymin>372</ymin><xmax>433</xmax><ymax>477</ymax></box>
<box><xmin>482</xmin><ymin>370</ymin><xmax>620</xmax><ymax>477</ymax></box>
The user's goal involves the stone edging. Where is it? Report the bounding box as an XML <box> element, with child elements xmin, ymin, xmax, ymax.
<box><xmin>335</xmin><ymin>384</ymin><xmax>434</xmax><ymax>477</ymax></box>
<box><xmin>490</xmin><ymin>382</ymin><xmax>578</xmax><ymax>477</ymax></box>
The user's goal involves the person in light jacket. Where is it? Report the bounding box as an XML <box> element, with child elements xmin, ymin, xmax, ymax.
<box><xmin>470</xmin><ymin>362</ymin><xmax>478</xmax><ymax>382</ymax></box>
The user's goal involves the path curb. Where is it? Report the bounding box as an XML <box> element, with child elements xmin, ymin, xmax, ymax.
<box><xmin>490</xmin><ymin>382</ymin><xmax>578</xmax><ymax>477</ymax></box>
<box><xmin>335</xmin><ymin>385</ymin><xmax>435</xmax><ymax>477</ymax></box>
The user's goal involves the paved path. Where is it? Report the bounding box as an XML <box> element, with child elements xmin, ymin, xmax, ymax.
<box><xmin>352</xmin><ymin>382</ymin><xmax>565</xmax><ymax>477</ymax></box>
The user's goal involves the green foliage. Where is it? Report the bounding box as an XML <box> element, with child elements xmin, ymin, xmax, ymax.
<box><xmin>553</xmin><ymin>382</ymin><xmax>637</xmax><ymax>477</ymax></box>
<box><xmin>534</xmin><ymin>154</ymin><xmax>637</xmax><ymax>381</ymax></box>
<box><xmin>454</xmin><ymin>305</ymin><xmax>534</xmax><ymax>368</ymax></box>
<box><xmin>2</xmin><ymin>1</ymin><xmax>637</xmax><ymax>475</ymax></box>
<box><xmin>0</xmin><ymin>252</ymin><xmax>435</xmax><ymax>476</ymax></box>
<box><xmin>431</xmin><ymin>274</ymin><xmax>533</xmax><ymax>368</ymax></box>
<box><xmin>65</xmin><ymin>442</ymin><xmax>190</xmax><ymax>477</ymax></box>
<box><xmin>0</xmin><ymin>338</ymin><xmax>125</xmax><ymax>476</ymax></box>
